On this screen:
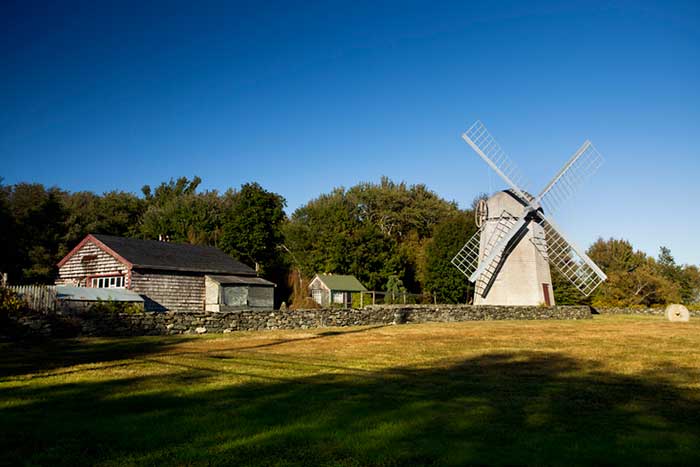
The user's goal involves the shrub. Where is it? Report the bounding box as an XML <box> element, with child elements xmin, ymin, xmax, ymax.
<box><xmin>89</xmin><ymin>299</ymin><xmax>143</xmax><ymax>314</ymax></box>
<box><xmin>0</xmin><ymin>287</ymin><xmax>24</xmax><ymax>316</ymax></box>
<box><xmin>351</xmin><ymin>292</ymin><xmax>373</xmax><ymax>309</ymax></box>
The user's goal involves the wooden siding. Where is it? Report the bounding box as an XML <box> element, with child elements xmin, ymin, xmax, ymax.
<box><xmin>130</xmin><ymin>270</ymin><xmax>205</xmax><ymax>313</ymax></box>
<box><xmin>56</xmin><ymin>241</ymin><xmax>127</xmax><ymax>287</ymax></box>
<box><xmin>308</xmin><ymin>276</ymin><xmax>330</xmax><ymax>292</ymax></box>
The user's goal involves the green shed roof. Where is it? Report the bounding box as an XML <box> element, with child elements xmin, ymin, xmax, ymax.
<box><xmin>314</xmin><ymin>274</ymin><xmax>367</xmax><ymax>292</ymax></box>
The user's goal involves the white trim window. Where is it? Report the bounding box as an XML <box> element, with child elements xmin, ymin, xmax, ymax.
<box><xmin>91</xmin><ymin>275</ymin><xmax>124</xmax><ymax>288</ymax></box>
<box><xmin>311</xmin><ymin>289</ymin><xmax>323</xmax><ymax>305</ymax></box>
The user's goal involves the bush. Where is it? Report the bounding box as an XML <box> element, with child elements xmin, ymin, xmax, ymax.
<box><xmin>351</xmin><ymin>292</ymin><xmax>372</xmax><ymax>309</ymax></box>
<box><xmin>89</xmin><ymin>299</ymin><xmax>143</xmax><ymax>314</ymax></box>
<box><xmin>0</xmin><ymin>287</ymin><xmax>24</xmax><ymax>316</ymax></box>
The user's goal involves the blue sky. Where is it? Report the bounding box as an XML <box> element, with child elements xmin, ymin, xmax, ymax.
<box><xmin>2</xmin><ymin>1</ymin><xmax>699</xmax><ymax>264</ymax></box>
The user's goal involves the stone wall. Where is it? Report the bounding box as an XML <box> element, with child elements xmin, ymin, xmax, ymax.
<box><xmin>3</xmin><ymin>305</ymin><xmax>590</xmax><ymax>338</ymax></box>
<box><xmin>383</xmin><ymin>304</ymin><xmax>590</xmax><ymax>323</ymax></box>
<box><xmin>595</xmin><ymin>307</ymin><xmax>700</xmax><ymax>317</ymax></box>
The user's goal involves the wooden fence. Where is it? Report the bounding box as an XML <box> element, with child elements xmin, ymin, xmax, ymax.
<box><xmin>7</xmin><ymin>285</ymin><xmax>57</xmax><ymax>312</ymax></box>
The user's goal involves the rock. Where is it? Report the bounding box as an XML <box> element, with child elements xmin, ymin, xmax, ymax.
<box><xmin>223</xmin><ymin>328</ymin><xmax>233</xmax><ymax>333</ymax></box>
<box><xmin>166</xmin><ymin>324</ymin><xmax>174</xmax><ymax>330</ymax></box>
<box><xmin>195</xmin><ymin>326</ymin><xmax>207</xmax><ymax>334</ymax></box>
<box><xmin>665</xmin><ymin>304</ymin><xmax>690</xmax><ymax>322</ymax></box>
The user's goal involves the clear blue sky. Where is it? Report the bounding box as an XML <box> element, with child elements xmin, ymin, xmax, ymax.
<box><xmin>2</xmin><ymin>1</ymin><xmax>699</xmax><ymax>264</ymax></box>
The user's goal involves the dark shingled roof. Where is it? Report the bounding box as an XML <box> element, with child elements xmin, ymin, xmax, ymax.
<box><xmin>206</xmin><ymin>275</ymin><xmax>276</xmax><ymax>287</ymax></box>
<box><xmin>92</xmin><ymin>234</ymin><xmax>256</xmax><ymax>275</ymax></box>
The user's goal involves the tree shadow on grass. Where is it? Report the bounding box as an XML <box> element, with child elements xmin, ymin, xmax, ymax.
<box><xmin>1</xmin><ymin>351</ymin><xmax>699</xmax><ymax>466</ymax></box>
<box><xmin>0</xmin><ymin>336</ymin><xmax>188</xmax><ymax>379</ymax></box>
<box><xmin>231</xmin><ymin>324</ymin><xmax>390</xmax><ymax>351</ymax></box>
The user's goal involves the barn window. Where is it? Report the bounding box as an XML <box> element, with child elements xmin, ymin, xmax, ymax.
<box><xmin>91</xmin><ymin>275</ymin><xmax>124</xmax><ymax>288</ymax></box>
<box><xmin>81</xmin><ymin>254</ymin><xmax>98</xmax><ymax>263</ymax></box>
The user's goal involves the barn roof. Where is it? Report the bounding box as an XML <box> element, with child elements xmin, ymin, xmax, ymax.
<box><xmin>312</xmin><ymin>274</ymin><xmax>367</xmax><ymax>292</ymax></box>
<box><xmin>61</xmin><ymin>234</ymin><xmax>257</xmax><ymax>275</ymax></box>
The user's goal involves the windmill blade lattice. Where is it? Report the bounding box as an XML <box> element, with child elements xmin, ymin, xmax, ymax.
<box><xmin>452</xmin><ymin>210</ymin><xmax>520</xmax><ymax>294</ymax></box>
<box><xmin>462</xmin><ymin>121</ymin><xmax>531</xmax><ymax>198</ymax></box>
<box><xmin>451</xmin><ymin>229</ymin><xmax>481</xmax><ymax>280</ymax></box>
<box><xmin>536</xmin><ymin>141</ymin><xmax>604</xmax><ymax>216</ymax></box>
<box><xmin>474</xmin><ymin>211</ymin><xmax>521</xmax><ymax>295</ymax></box>
<box><xmin>530</xmin><ymin>217</ymin><xmax>605</xmax><ymax>296</ymax></box>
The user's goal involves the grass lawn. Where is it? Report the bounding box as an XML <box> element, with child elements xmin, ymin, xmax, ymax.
<box><xmin>1</xmin><ymin>315</ymin><xmax>699</xmax><ymax>466</ymax></box>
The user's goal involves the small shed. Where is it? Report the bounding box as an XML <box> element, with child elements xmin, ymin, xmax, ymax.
<box><xmin>205</xmin><ymin>275</ymin><xmax>276</xmax><ymax>311</ymax></box>
<box><xmin>308</xmin><ymin>274</ymin><xmax>367</xmax><ymax>307</ymax></box>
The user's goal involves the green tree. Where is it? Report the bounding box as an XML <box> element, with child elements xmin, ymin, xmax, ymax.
<box><xmin>139</xmin><ymin>176</ymin><xmax>223</xmax><ymax>245</ymax></box>
<box><xmin>385</xmin><ymin>275</ymin><xmax>407</xmax><ymax>304</ymax></box>
<box><xmin>62</xmin><ymin>190</ymin><xmax>144</xmax><ymax>252</ymax></box>
<box><xmin>7</xmin><ymin>183</ymin><xmax>68</xmax><ymax>283</ymax></box>
<box><xmin>219</xmin><ymin>183</ymin><xmax>286</xmax><ymax>274</ymax></box>
<box><xmin>422</xmin><ymin>212</ymin><xmax>475</xmax><ymax>304</ymax></box>
<box><xmin>284</xmin><ymin>185</ymin><xmax>409</xmax><ymax>292</ymax></box>
<box><xmin>285</xmin><ymin>178</ymin><xmax>458</xmax><ymax>296</ymax></box>
<box><xmin>0</xmin><ymin>181</ymin><xmax>18</xmax><ymax>280</ymax></box>
<box><xmin>658</xmin><ymin>246</ymin><xmax>700</xmax><ymax>305</ymax></box>
<box><xmin>678</xmin><ymin>265</ymin><xmax>700</xmax><ymax>305</ymax></box>
<box><xmin>588</xmin><ymin>238</ymin><xmax>680</xmax><ymax>307</ymax></box>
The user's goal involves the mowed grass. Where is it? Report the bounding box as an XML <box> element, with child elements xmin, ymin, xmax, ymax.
<box><xmin>1</xmin><ymin>315</ymin><xmax>700</xmax><ymax>466</ymax></box>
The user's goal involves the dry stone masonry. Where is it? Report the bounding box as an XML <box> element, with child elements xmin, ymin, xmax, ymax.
<box><xmin>594</xmin><ymin>307</ymin><xmax>700</xmax><ymax>317</ymax></box>
<box><xmin>4</xmin><ymin>304</ymin><xmax>591</xmax><ymax>338</ymax></box>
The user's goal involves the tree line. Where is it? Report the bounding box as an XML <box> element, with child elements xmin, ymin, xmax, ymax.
<box><xmin>1</xmin><ymin>176</ymin><xmax>698</xmax><ymax>307</ymax></box>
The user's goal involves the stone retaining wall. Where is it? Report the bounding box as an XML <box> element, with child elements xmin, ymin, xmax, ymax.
<box><xmin>2</xmin><ymin>305</ymin><xmax>591</xmax><ymax>338</ymax></box>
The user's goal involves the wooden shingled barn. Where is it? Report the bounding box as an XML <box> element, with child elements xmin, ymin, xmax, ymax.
<box><xmin>56</xmin><ymin>234</ymin><xmax>275</xmax><ymax>312</ymax></box>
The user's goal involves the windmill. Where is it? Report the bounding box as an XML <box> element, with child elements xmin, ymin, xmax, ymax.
<box><xmin>451</xmin><ymin>120</ymin><xmax>607</xmax><ymax>306</ymax></box>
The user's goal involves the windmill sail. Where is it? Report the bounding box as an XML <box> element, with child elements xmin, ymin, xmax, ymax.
<box><xmin>462</xmin><ymin>121</ymin><xmax>531</xmax><ymax>202</ymax></box>
<box><xmin>530</xmin><ymin>215</ymin><xmax>606</xmax><ymax>296</ymax></box>
<box><xmin>451</xmin><ymin>229</ymin><xmax>481</xmax><ymax>280</ymax></box>
<box><xmin>536</xmin><ymin>141</ymin><xmax>603</xmax><ymax>216</ymax></box>
<box><xmin>451</xmin><ymin>210</ymin><xmax>522</xmax><ymax>292</ymax></box>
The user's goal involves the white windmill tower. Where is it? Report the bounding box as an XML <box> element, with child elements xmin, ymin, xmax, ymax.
<box><xmin>451</xmin><ymin>121</ymin><xmax>607</xmax><ymax>306</ymax></box>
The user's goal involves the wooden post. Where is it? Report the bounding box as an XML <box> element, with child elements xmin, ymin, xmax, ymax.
<box><xmin>372</xmin><ymin>291</ymin><xmax>376</xmax><ymax>305</ymax></box>
<box><xmin>434</xmin><ymin>292</ymin><xmax>437</xmax><ymax>305</ymax></box>
<box><xmin>360</xmin><ymin>292</ymin><xmax>364</xmax><ymax>308</ymax></box>
<box><xmin>403</xmin><ymin>292</ymin><xmax>406</xmax><ymax>304</ymax></box>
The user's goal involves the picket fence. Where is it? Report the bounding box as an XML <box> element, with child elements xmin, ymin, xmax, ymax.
<box><xmin>7</xmin><ymin>285</ymin><xmax>57</xmax><ymax>312</ymax></box>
